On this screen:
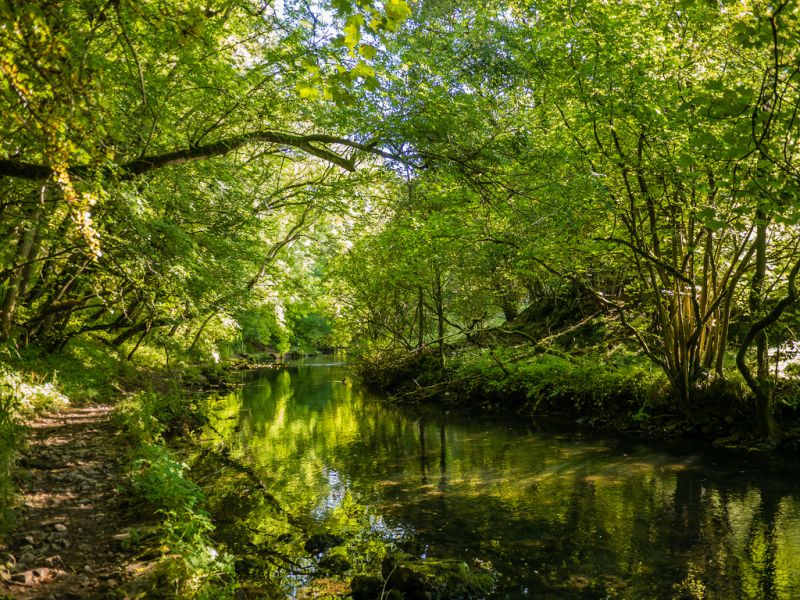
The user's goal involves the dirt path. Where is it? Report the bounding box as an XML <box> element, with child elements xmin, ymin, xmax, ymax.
<box><xmin>0</xmin><ymin>405</ymin><xmax>137</xmax><ymax>599</ymax></box>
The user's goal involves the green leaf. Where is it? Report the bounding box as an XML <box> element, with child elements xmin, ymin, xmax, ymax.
<box><xmin>343</xmin><ymin>14</ymin><xmax>364</xmax><ymax>51</ymax></box>
<box><xmin>331</xmin><ymin>0</ymin><xmax>352</xmax><ymax>16</ymax></box>
<box><xmin>301</xmin><ymin>59</ymin><xmax>320</xmax><ymax>74</ymax></box>
<box><xmin>351</xmin><ymin>61</ymin><xmax>375</xmax><ymax>79</ymax></box>
<box><xmin>384</xmin><ymin>0</ymin><xmax>412</xmax><ymax>22</ymax></box>
<box><xmin>296</xmin><ymin>85</ymin><xmax>320</xmax><ymax>99</ymax></box>
<box><xmin>358</xmin><ymin>44</ymin><xmax>377</xmax><ymax>60</ymax></box>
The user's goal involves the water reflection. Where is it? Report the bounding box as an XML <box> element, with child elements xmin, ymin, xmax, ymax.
<box><xmin>206</xmin><ymin>357</ymin><xmax>800</xmax><ymax>599</ymax></box>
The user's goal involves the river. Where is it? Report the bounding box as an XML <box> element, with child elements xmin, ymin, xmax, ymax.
<box><xmin>202</xmin><ymin>356</ymin><xmax>800</xmax><ymax>599</ymax></box>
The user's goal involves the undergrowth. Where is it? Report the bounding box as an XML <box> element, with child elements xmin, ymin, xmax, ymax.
<box><xmin>114</xmin><ymin>389</ymin><xmax>237</xmax><ymax>599</ymax></box>
<box><xmin>449</xmin><ymin>347</ymin><xmax>668</xmax><ymax>418</ymax></box>
<box><xmin>0</xmin><ymin>375</ymin><xmax>22</xmax><ymax>537</ymax></box>
<box><xmin>1</xmin><ymin>334</ymin><xmax>239</xmax><ymax>596</ymax></box>
<box><xmin>0</xmin><ymin>363</ymin><xmax>72</xmax><ymax>537</ymax></box>
<box><xmin>367</xmin><ymin>344</ymin><xmax>768</xmax><ymax>437</ymax></box>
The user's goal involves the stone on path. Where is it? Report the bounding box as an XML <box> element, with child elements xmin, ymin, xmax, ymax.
<box><xmin>0</xmin><ymin>405</ymin><xmax>136</xmax><ymax>599</ymax></box>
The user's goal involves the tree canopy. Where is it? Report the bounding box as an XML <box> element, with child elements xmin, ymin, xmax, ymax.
<box><xmin>2</xmin><ymin>0</ymin><xmax>800</xmax><ymax>440</ymax></box>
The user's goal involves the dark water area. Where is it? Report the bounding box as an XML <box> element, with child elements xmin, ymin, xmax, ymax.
<box><xmin>206</xmin><ymin>356</ymin><xmax>800</xmax><ymax>599</ymax></box>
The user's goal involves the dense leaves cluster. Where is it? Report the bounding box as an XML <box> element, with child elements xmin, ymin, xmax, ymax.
<box><xmin>335</xmin><ymin>0</ymin><xmax>800</xmax><ymax>441</ymax></box>
<box><xmin>0</xmin><ymin>0</ymin><xmax>399</xmax><ymax>361</ymax></box>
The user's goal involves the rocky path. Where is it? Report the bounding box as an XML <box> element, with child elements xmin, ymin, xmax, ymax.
<box><xmin>0</xmin><ymin>405</ymin><xmax>136</xmax><ymax>599</ymax></box>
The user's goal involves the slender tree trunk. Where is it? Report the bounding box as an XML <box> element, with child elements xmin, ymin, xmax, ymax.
<box><xmin>715</xmin><ymin>288</ymin><xmax>734</xmax><ymax>377</ymax></box>
<box><xmin>0</xmin><ymin>190</ymin><xmax>44</xmax><ymax>340</ymax></box>
<box><xmin>188</xmin><ymin>312</ymin><xmax>216</xmax><ymax>354</ymax></box>
<box><xmin>417</xmin><ymin>287</ymin><xmax>424</xmax><ymax>350</ymax></box>
<box><xmin>24</xmin><ymin>215</ymin><xmax>73</xmax><ymax>305</ymax></box>
<box><xmin>736</xmin><ymin>219</ymin><xmax>799</xmax><ymax>445</ymax></box>
<box><xmin>17</xmin><ymin>227</ymin><xmax>43</xmax><ymax>303</ymax></box>
<box><xmin>127</xmin><ymin>326</ymin><xmax>150</xmax><ymax>361</ymax></box>
<box><xmin>30</xmin><ymin>259</ymin><xmax>90</xmax><ymax>340</ymax></box>
<box><xmin>113</xmin><ymin>320</ymin><xmax>155</xmax><ymax>347</ymax></box>
<box><xmin>749</xmin><ymin>211</ymin><xmax>777</xmax><ymax>441</ymax></box>
<box><xmin>433</xmin><ymin>268</ymin><xmax>445</xmax><ymax>369</ymax></box>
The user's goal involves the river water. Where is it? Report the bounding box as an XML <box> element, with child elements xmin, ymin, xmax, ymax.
<box><xmin>204</xmin><ymin>357</ymin><xmax>800</xmax><ymax>599</ymax></box>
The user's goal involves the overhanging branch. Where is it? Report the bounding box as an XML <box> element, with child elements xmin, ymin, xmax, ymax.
<box><xmin>0</xmin><ymin>130</ymin><xmax>409</xmax><ymax>181</ymax></box>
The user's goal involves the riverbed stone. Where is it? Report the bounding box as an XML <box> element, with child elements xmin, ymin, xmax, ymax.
<box><xmin>380</xmin><ymin>553</ymin><xmax>495</xmax><ymax>600</ymax></box>
<box><xmin>318</xmin><ymin>553</ymin><xmax>351</xmax><ymax>574</ymax></box>
<box><xmin>304</xmin><ymin>533</ymin><xmax>344</xmax><ymax>555</ymax></box>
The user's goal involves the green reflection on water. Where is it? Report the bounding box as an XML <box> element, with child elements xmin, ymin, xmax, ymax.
<box><xmin>203</xmin><ymin>358</ymin><xmax>800</xmax><ymax>599</ymax></box>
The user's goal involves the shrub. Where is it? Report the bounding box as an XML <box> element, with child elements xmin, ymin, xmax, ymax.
<box><xmin>0</xmin><ymin>375</ymin><xmax>22</xmax><ymax>537</ymax></box>
<box><xmin>112</xmin><ymin>388</ymin><xmax>200</xmax><ymax>444</ymax></box>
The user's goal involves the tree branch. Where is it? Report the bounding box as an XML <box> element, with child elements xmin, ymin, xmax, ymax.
<box><xmin>737</xmin><ymin>255</ymin><xmax>800</xmax><ymax>400</ymax></box>
<box><xmin>599</xmin><ymin>236</ymin><xmax>694</xmax><ymax>285</ymax></box>
<box><xmin>0</xmin><ymin>130</ymin><xmax>411</xmax><ymax>181</ymax></box>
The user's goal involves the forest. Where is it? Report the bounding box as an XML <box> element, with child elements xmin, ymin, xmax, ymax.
<box><xmin>1</xmin><ymin>0</ymin><xmax>800</xmax><ymax>598</ymax></box>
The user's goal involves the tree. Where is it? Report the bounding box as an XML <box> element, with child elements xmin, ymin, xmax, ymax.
<box><xmin>0</xmin><ymin>0</ymin><xmax>410</xmax><ymax>356</ymax></box>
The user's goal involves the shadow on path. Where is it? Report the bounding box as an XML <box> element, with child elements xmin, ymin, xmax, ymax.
<box><xmin>0</xmin><ymin>405</ymin><xmax>138</xmax><ymax>599</ymax></box>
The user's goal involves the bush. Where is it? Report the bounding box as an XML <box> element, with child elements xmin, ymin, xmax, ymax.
<box><xmin>17</xmin><ymin>338</ymin><xmax>134</xmax><ymax>404</ymax></box>
<box><xmin>356</xmin><ymin>348</ymin><xmax>444</xmax><ymax>392</ymax></box>
<box><xmin>112</xmin><ymin>383</ymin><xmax>236</xmax><ymax>598</ymax></box>
<box><xmin>0</xmin><ymin>375</ymin><xmax>22</xmax><ymax>537</ymax></box>
<box><xmin>112</xmin><ymin>387</ymin><xmax>202</xmax><ymax>444</ymax></box>
<box><xmin>113</xmin><ymin>391</ymin><xmax>167</xmax><ymax>444</ymax></box>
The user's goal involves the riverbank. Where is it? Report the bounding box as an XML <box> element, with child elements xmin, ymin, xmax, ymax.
<box><xmin>3</xmin><ymin>339</ymin><xmax>799</xmax><ymax>598</ymax></box>
<box><xmin>357</xmin><ymin>346</ymin><xmax>800</xmax><ymax>450</ymax></box>
<box><xmin>0</xmin><ymin>392</ymin><xmax>245</xmax><ymax>599</ymax></box>
<box><xmin>0</xmin><ymin>340</ymin><xmax>252</xmax><ymax>598</ymax></box>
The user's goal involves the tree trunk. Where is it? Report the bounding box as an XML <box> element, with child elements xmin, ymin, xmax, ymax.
<box><xmin>749</xmin><ymin>211</ymin><xmax>777</xmax><ymax>442</ymax></box>
<box><xmin>417</xmin><ymin>286</ymin><xmax>424</xmax><ymax>350</ymax></box>
<box><xmin>0</xmin><ymin>191</ymin><xmax>44</xmax><ymax>340</ymax></box>
<box><xmin>127</xmin><ymin>327</ymin><xmax>150</xmax><ymax>361</ymax></box>
<box><xmin>433</xmin><ymin>267</ymin><xmax>445</xmax><ymax>369</ymax></box>
<box><xmin>736</xmin><ymin>216</ymin><xmax>797</xmax><ymax>445</ymax></box>
<box><xmin>187</xmin><ymin>312</ymin><xmax>216</xmax><ymax>354</ymax></box>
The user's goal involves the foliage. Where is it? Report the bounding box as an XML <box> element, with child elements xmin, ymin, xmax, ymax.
<box><xmin>111</xmin><ymin>383</ymin><xmax>236</xmax><ymax>598</ymax></box>
<box><xmin>0</xmin><ymin>0</ymin><xmax>406</xmax><ymax>368</ymax></box>
<box><xmin>0</xmin><ymin>359</ymin><xmax>80</xmax><ymax>535</ymax></box>
<box><xmin>1</xmin><ymin>0</ymin><xmax>799</xmax><ymax>444</ymax></box>
<box><xmin>450</xmin><ymin>348</ymin><xmax>668</xmax><ymax>419</ymax></box>
<box><xmin>112</xmin><ymin>390</ymin><xmax>170</xmax><ymax>445</ymax></box>
<box><xmin>0</xmin><ymin>373</ymin><xmax>22</xmax><ymax>537</ymax></box>
<box><xmin>0</xmin><ymin>367</ymin><xmax>70</xmax><ymax>417</ymax></box>
<box><xmin>130</xmin><ymin>443</ymin><xmax>236</xmax><ymax>599</ymax></box>
<box><xmin>331</xmin><ymin>0</ymin><xmax>800</xmax><ymax>439</ymax></box>
<box><xmin>14</xmin><ymin>338</ymin><xmax>136</xmax><ymax>403</ymax></box>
